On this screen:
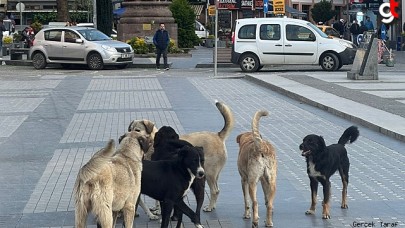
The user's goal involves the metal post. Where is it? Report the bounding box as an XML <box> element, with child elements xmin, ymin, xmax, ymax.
<box><xmin>93</xmin><ymin>0</ymin><xmax>97</xmax><ymax>29</ymax></box>
<box><xmin>214</xmin><ymin>2</ymin><xmax>218</xmax><ymax>77</ymax></box>
<box><xmin>205</xmin><ymin>0</ymin><xmax>209</xmax><ymax>38</ymax></box>
<box><xmin>19</xmin><ymin>2</ymin><xmax>23</xmax><ymax>31</ymax></box>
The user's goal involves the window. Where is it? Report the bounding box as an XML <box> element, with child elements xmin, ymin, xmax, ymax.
<box><xmin>260</xmin><ymin>24</ymin><xmax>281</xmax><ymax>40</ymax></box>
<box><xmin>45</xmin><ymin>30</ymin><xmax>62</xmax><ymax>42</ymax></box>
<box><xmin>64</xmin><ymin>31</ymin><xmax>80</xmax><ymax>43</ymax></box>
<box><xmin>238</xmin><ymin>24</ymin><xmax>256</xmax><ymax>39</ymax></box>
<box><xmin>286</xmin><ymin>24</ymin><xmax>315</xmax><ymax>41</ymax></box>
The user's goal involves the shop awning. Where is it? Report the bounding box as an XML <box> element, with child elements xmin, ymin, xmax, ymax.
<box><xmin>190</xmin><ymin>4</ymin><xmax>204</xmax><ymax>17</ymax></box>
<box><xmin>113</xmin><ymin>7</ymin><xmax>126</xmax><ymax>16</ymax></box>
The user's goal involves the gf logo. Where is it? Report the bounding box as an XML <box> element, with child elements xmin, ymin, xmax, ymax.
<box><xmin>379</xmin><ymin>0</ymin><xmax>399</xmax><ymax>24</ymax></box>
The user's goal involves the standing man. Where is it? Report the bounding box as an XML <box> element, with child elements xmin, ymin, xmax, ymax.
<box><xmin>0</xmin><ymin>20</ymin><xmax>7</xmax><ymax>58</ymax></box>
<box><xmin>153</xmin><ymin>23</ymin><xmax>170</xmax><ymax>70</ymax></box>
<box><xmin>364</xmin><ymin>16</ymin><xmax>374</xmax><ymax>31</ymax></box>
<box><xmin>350</xmin><ymin>20</ymin><xmax>360</xmax><ymax>46</ymax></box>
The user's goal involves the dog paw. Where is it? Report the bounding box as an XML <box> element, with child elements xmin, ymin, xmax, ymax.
<box><xmin>152</xmin><ymin>209</ymin><xmax>161</xmax><ymax>215</ymax></box>
<box><xmin>243</xmin><ymin>212</ymin><xmax>251</xmax><ymax>219</ymax></box>
<box><xmin>341</xmin><ymin>204</ymin><xmax>348</xmax><ymax>209</ymax></box>
<box><xmin>305</xmin><ymin>210</ymin><xmax>315</xmax><ymax>215</ymax></box>
<box><xmin>252</xmin><ymin>221</ymin><xmax>259</xmax><ymax>228</ymax></box>
<box><xmin>322</xmin><ymin>214</ymin><xmax>331</xmax><ymax>219</ymax></box>
<box><xmin>203</xmin><ymin>205</ymin><xmax>215</xmax><ymax>212</ymax></box>
<box><xmin>148</xmin><ymin>214</ymin><xmax>159</xmax><ymax>220</ymax></box>
<box><xmin>265</xmin><ymin>221</ymin><xmax>273</xmax><ymax>227</ymax></box>
<box><xmin>195</xmin><ymin>224</ymin><xmax>204</xmax><ymax>228</ymax></box>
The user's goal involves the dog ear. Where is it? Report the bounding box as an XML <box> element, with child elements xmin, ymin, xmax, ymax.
<box><xmin>236</xmin><ymin>134</ymin><xmax>242</xmax><ymax>143</ymax></box>
<box><xmin>138</xmin><ymin>135</ymin><xmax>151</xmax><ymax>152</ymax></box>
<box><xmin>127</xmin><ymin>120</ymin><xmax>135</xmax><ymax>132</ymax></box>
<box><xmin>318</xmin><ymin>135</ymin><xmax>326</xmax><ymax>149</ymax></box>
<box><xmin>118</xmin><ymin>133</ymin><xmax>126</xmax><ymax>144</ymax></box>
<box><xmin>142</xmin><ymin>120</ymin><xmax>156</xmax><ymax>134</ymax></box>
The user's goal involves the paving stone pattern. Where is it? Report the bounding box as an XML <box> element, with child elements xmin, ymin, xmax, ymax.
<box><xmin>0</xmin><ymin>70</ymin><xmax>404</xmax><ymax>227</ymax></box>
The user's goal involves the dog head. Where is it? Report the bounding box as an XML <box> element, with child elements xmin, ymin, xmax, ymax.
<box><xmin>119</xmin><ymin>131</ymin><xmax>152</xmax><ymax>154</ymax></box>
<box><xmin>154</xmin><ymin>126</ymin><xmax>180</xmax><ymax>148</ymax></box>
<box><xmin>299</xmin><ymin>134</ymin><xmax>326</xmax><ymax>157</ymax></box>
<box><xmin>178</xmin><ymin>146</ymin><xmax>205</xmax><ymax>179</ymax></box>
<box><xmin>127</xmin><ymin>119</ymin><xmax>158</xmax><ymax>140</ymax></box>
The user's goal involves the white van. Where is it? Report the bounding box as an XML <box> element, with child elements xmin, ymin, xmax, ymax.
<box><xmin>195</xmin><ymin>20</ymin><xmax>208</xmax><ymax>38</ymax></box>
<box><xmin>231</xmin><ymin>17</ymin><xmax>357</xmax><ymax>72</ymax></box>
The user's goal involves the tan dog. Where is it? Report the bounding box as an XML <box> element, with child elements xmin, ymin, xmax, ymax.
<box><xmin>127</xmin><ymin>119</ymin><xmax>158</xmax><ymax>160</ymax></box>
<box><xmin>180</xmin><ymin>101</ymin><xmax>234</xmax><ymax>212</ymax></box>
<box><xmin>74</xmin><ymin>131</ymin><xmax>150</xmax><ymax>228</ymax></box>
<box><xmin>236</xmin><ymin>110</ymin><xmax>277</xmax><ymax>227</ymax></box>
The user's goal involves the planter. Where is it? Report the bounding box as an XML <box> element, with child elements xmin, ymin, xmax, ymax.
<box><xmin>205</xmin><ymin>38</ymin><xmax>214</xmax><ymax>48</ymax></box>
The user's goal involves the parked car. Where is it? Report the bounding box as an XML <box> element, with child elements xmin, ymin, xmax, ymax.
<box><xmin>231</xmin><ymin>17</ymin><xmax>356</xmax><ymax>72</ymax></box>
<box><xmin>317</xmin><ymin>25</ymin><xmax>341</xmax><ymax>38</ymax></box>
<box><xmin>29</xmin><ymin>26</ymin><xmax>133</xmax><ymax>70</ymax></box>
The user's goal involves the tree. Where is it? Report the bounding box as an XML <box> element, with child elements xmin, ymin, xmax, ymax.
<box><xmin>169</xmin><ymin>0</ymin><xmax>200</xmax><ymax>48</ymax></box>
<box><xmin>56</xmin><ymin>0</ymin><xmax>70</xmax><ymax>22</ymax></box>
<box><xmin>97</xmin><ymin>0</ymin><xmax>113</xmax><ymax>36</ymax></box>
<box><xmin>310</xmin><ymin>0</ymin><xmax>337</xmax><ymax>24</ymax></box>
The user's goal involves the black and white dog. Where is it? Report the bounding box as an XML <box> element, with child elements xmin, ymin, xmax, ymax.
<box><xmin>151</xmin><ymin>126</ymin><xmax>206</xmax><ymax>223</ymax></box>
<box><xmin>142</xmin><ymin>127</ymin><xmax>205</xmax><ymax>228</ymax></box>
<box><xmin>299</xmin><ymin>126</ymin><xmax>359</xmax><ymax>219</ymax></box>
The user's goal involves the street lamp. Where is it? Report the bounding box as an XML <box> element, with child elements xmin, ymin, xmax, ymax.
<box><xmin>93</xmin><ymin>0</ymin><xmax>97</xmax><ymax>29</ymax></box>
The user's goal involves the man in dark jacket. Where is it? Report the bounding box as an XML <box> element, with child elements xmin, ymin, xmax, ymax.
<box><xmin>350</xmin><ymin>20</ymin><xmax>360</xmax><ymax>46</ymax></box>
<box><xmin>153</xmin><ymin>23</ymin><xmax>170</xmax><ymax>70</ymax></box>
<box><xmin>0</xmin><ymin>20</ymin><xmax>7</xmax><ymax>57</ymax></box>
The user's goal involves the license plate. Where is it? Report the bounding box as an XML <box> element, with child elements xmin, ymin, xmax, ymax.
<box><xmin>122</xmin><ymin>54</ymin><xmax>131</xmax><ymax>58</ymax></box>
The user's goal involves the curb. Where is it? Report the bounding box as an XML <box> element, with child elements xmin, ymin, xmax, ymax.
<box><xmin>195</xmin><ymin>63</ymin><xmax>238</xmax><ymax>68</ymax></box>
<box><xmin>244</xmin><ymin>74</ymin><xmax>405</xmax><ymax>142</ymax></box>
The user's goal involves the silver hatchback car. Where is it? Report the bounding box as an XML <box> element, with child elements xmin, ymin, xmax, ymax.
<box><xmin>29</xmin><ymin>27</ymin><xmax>134</xmax><ymax>70</ymax></box>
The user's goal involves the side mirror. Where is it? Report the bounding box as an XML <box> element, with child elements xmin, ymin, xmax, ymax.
<box><xmin>309</xmin><ymin>33</ymin><xmax>316</xmax><ymax>41</ymax></box>
<box><xmin>76</xmin><ymin>39</ymin><xmax>84</xmax><ymax>43</ymax></box>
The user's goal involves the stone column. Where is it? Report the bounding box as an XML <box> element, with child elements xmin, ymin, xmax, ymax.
<box><xmin>118</xmin><ymin>0</ymin><xmax>178</xmax><ymax>46</ymax></box>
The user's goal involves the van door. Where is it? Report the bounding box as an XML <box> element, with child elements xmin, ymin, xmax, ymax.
<box><xmin>283</xmin><ymin>24</ymin><xmax>318</xmax><ymax>64</ymax></box>
<box><xmin>257</xmin><ymin>23</ymin><xmax>284</xmax><ymax>64</ymax></box>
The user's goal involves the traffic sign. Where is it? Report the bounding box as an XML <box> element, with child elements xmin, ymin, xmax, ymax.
<box><xmin>208</xmin><ymin>5</ymin><xmax>216</xmax><ymax>16</ymax></box>
<box><xmin>16</xmin><ymin>2</ymin><xmax>25</xmax><ymax>12</ymax></box>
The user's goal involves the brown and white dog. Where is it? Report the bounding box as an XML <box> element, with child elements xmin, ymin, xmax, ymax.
<box><xmin>127</xmin><ymin>119</ymin><xmax>158</xmax><ymax>160</ymax></box>
<box><xmin>74</xmin><ymin>131</ymin><xmax>150</xmax><ymax>228</ymax></box>
<box><xmin>236</xmin><ymin>110</ymin><xmax>277</xmax><ymax>227</ymax></box>
<box><xmin>180</xmin><ymin>101</ymin><xmax>235</xmax><ymax>212</ymax></box>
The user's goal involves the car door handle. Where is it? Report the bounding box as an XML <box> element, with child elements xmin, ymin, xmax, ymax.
<box><xmin>275</xmin><ymin>44</ymin><xmax>282</xmax><ymax>47</ymax></box>
<box><xmin>285</xmin><ymin>44</ymin><xmax>292</xmax><ymax>47</ymax></box>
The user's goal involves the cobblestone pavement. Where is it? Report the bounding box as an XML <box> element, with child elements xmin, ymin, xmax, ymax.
<box><xmin>0</xmin><ymin>66</ymin><xmax>404</xmax><ymax>227</ymax></box>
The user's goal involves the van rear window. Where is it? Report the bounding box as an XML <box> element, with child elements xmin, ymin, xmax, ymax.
<box><xmin>238</xmin><ymin>24</ymin><xmax>256</xmax><ymax>39</ymax></box>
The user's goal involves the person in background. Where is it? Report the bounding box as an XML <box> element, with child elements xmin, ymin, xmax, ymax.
<box><xmin>350</xmin><ymin>19</ymin><xmax>360</xmax><ymax>46</ymax></box>
<box><xmin>0</xmin><ymin>20</ymin><xmax>7</xmax><ymax>57</ymax></box>
<box><xmin>22</xmin><ymin>26</ymin><xmax>34</xmax><ymax>48</ymax></box>
<box><xmin>153</xmin><ymin>23</ymin><xmax>170</xmax><ymax>71</ymax></box>
<box><xmin>333</xmin><ymin>19</ymin><xmax>345</xmax><ymax>38</ymax></box>
<box><xmin>359</xmin><ymin>21</ymin><xmax>367</xmax><ymax>34</ymax></box>
<box><xmin>365</xmin><ymin>16</ymin><xmax>374</xmax><ymax>31</ymax></box>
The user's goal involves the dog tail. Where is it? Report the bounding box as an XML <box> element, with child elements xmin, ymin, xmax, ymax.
<box><xmin>252</xmin><ymin>110</ymin><xmax>269</xmax><ymax>150</ymax></box>
<box><xmin>338</xmin><ymin>126</ymin><xmax>359</xmax><ymax>145</ymax></box>
<box><xmin>216</xmin><ymin>101</ymin><xmax>235</xmax><ymax>140</ymax></box>
<box><xmin>74</xmin><ymin>139</ymin><xmax>115</xmax><ymax>227</ymax></box>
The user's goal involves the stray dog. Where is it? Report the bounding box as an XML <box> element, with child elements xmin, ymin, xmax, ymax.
<box><xmin>127</xmin><ymin>119</ymin><xmax>158</xmax><ymax>160</ymax></box>
<box><xmin>180</xmin><ymin>101</ymin><xmax>234</xmax><ymax>212</ymax></box>
<box><xmin>74</xmin><ymin>131</ymin><xmax>150</xmax><ymax>228</ymax></box>
<box><xmin>141</xmin><ymin>145</ymin><xmax>205</xmax><ymax>228</ymax></box>
<box><xmin>152</xmin><ymin>126</ymin><xmax>205</xmax><ymax>224</ymax></box>
<box><xmin>236</xmin><ymin>110</ymin><xmax>277</xmax><ymax>227</ymax></box>
<box><xmin>299</xmin><ymin>126</ymin><xmax>359</xmax><ymax>219</ymax></box>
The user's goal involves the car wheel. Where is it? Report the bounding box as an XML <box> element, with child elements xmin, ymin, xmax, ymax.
<box><xmin>32</xmin><ymin>52</ymin><xmax>47</xmax><ymax>69</ymax></box>
<box><xmin>320</xmin><ymin>53</ymin><xmax>339</xmax><ymax>71</ymax></box>
<box><xmin>116</xmin><ymin>64</ymin><xmax>128</xmax><ymax>69</ymax></box>
<box><xmin>87</xmin><ymin>53</ymin><xmax>104</xmax><ymax>70</ymax></box>
<box><xmin>257</xmin><ymin>65</ymin><xmax>264</xmax><ymax>71</ymax></box>
<box><xmin>239</xmin><ymin>53</ymin><xmax>260</xmax><ymax>72</ymax></box>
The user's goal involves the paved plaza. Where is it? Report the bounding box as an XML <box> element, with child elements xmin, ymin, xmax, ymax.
<box><xmin>0</xmin><ymin>48</ymin><xmax>404</xmax><ymax>227</ymax></box>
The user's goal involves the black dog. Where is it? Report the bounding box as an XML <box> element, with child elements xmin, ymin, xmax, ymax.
<box><xmin>142</xmin><ymin>139</ymin><xmax>205</xmax><ymax>228</ymax></box>
<box><xmin>151</xmin><ymin>126</ymin><xmax>205</xmax><ymax>225</ymax></box>
<box><xmin>299</xmin><ymin>126</ymin><xmax>359</xmax><ymax>219</ymax></box>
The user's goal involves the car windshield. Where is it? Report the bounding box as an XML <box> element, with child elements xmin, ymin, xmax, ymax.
<box><xmin>77</xmin><ymin>29</ymin><xmax>112</xmax><ymax>41</ymax></box>
<box><xmin>308</xmin><ymin>23</ymin><xmax>328</xmax><ymax>38</ymax></box>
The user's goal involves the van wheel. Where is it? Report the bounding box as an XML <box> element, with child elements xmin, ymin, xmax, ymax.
<box><xmin>239</xmin><ymin>54</ymin><xmax>260</xmax><ymax>72</ymax></box>
<box><xmin>320</xmin><ymin>53</ymin><xmax>339</xmax><ymax>71</ymax></box>
<box><xmin>87</xmin><ymin>53</ymin><xmax>104</xmax><ymax>70</ymax></box>
<box><xmin>32</xmin><ymin>52</ymin><xmax>47</xmax><ymax>69</ymax></box>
